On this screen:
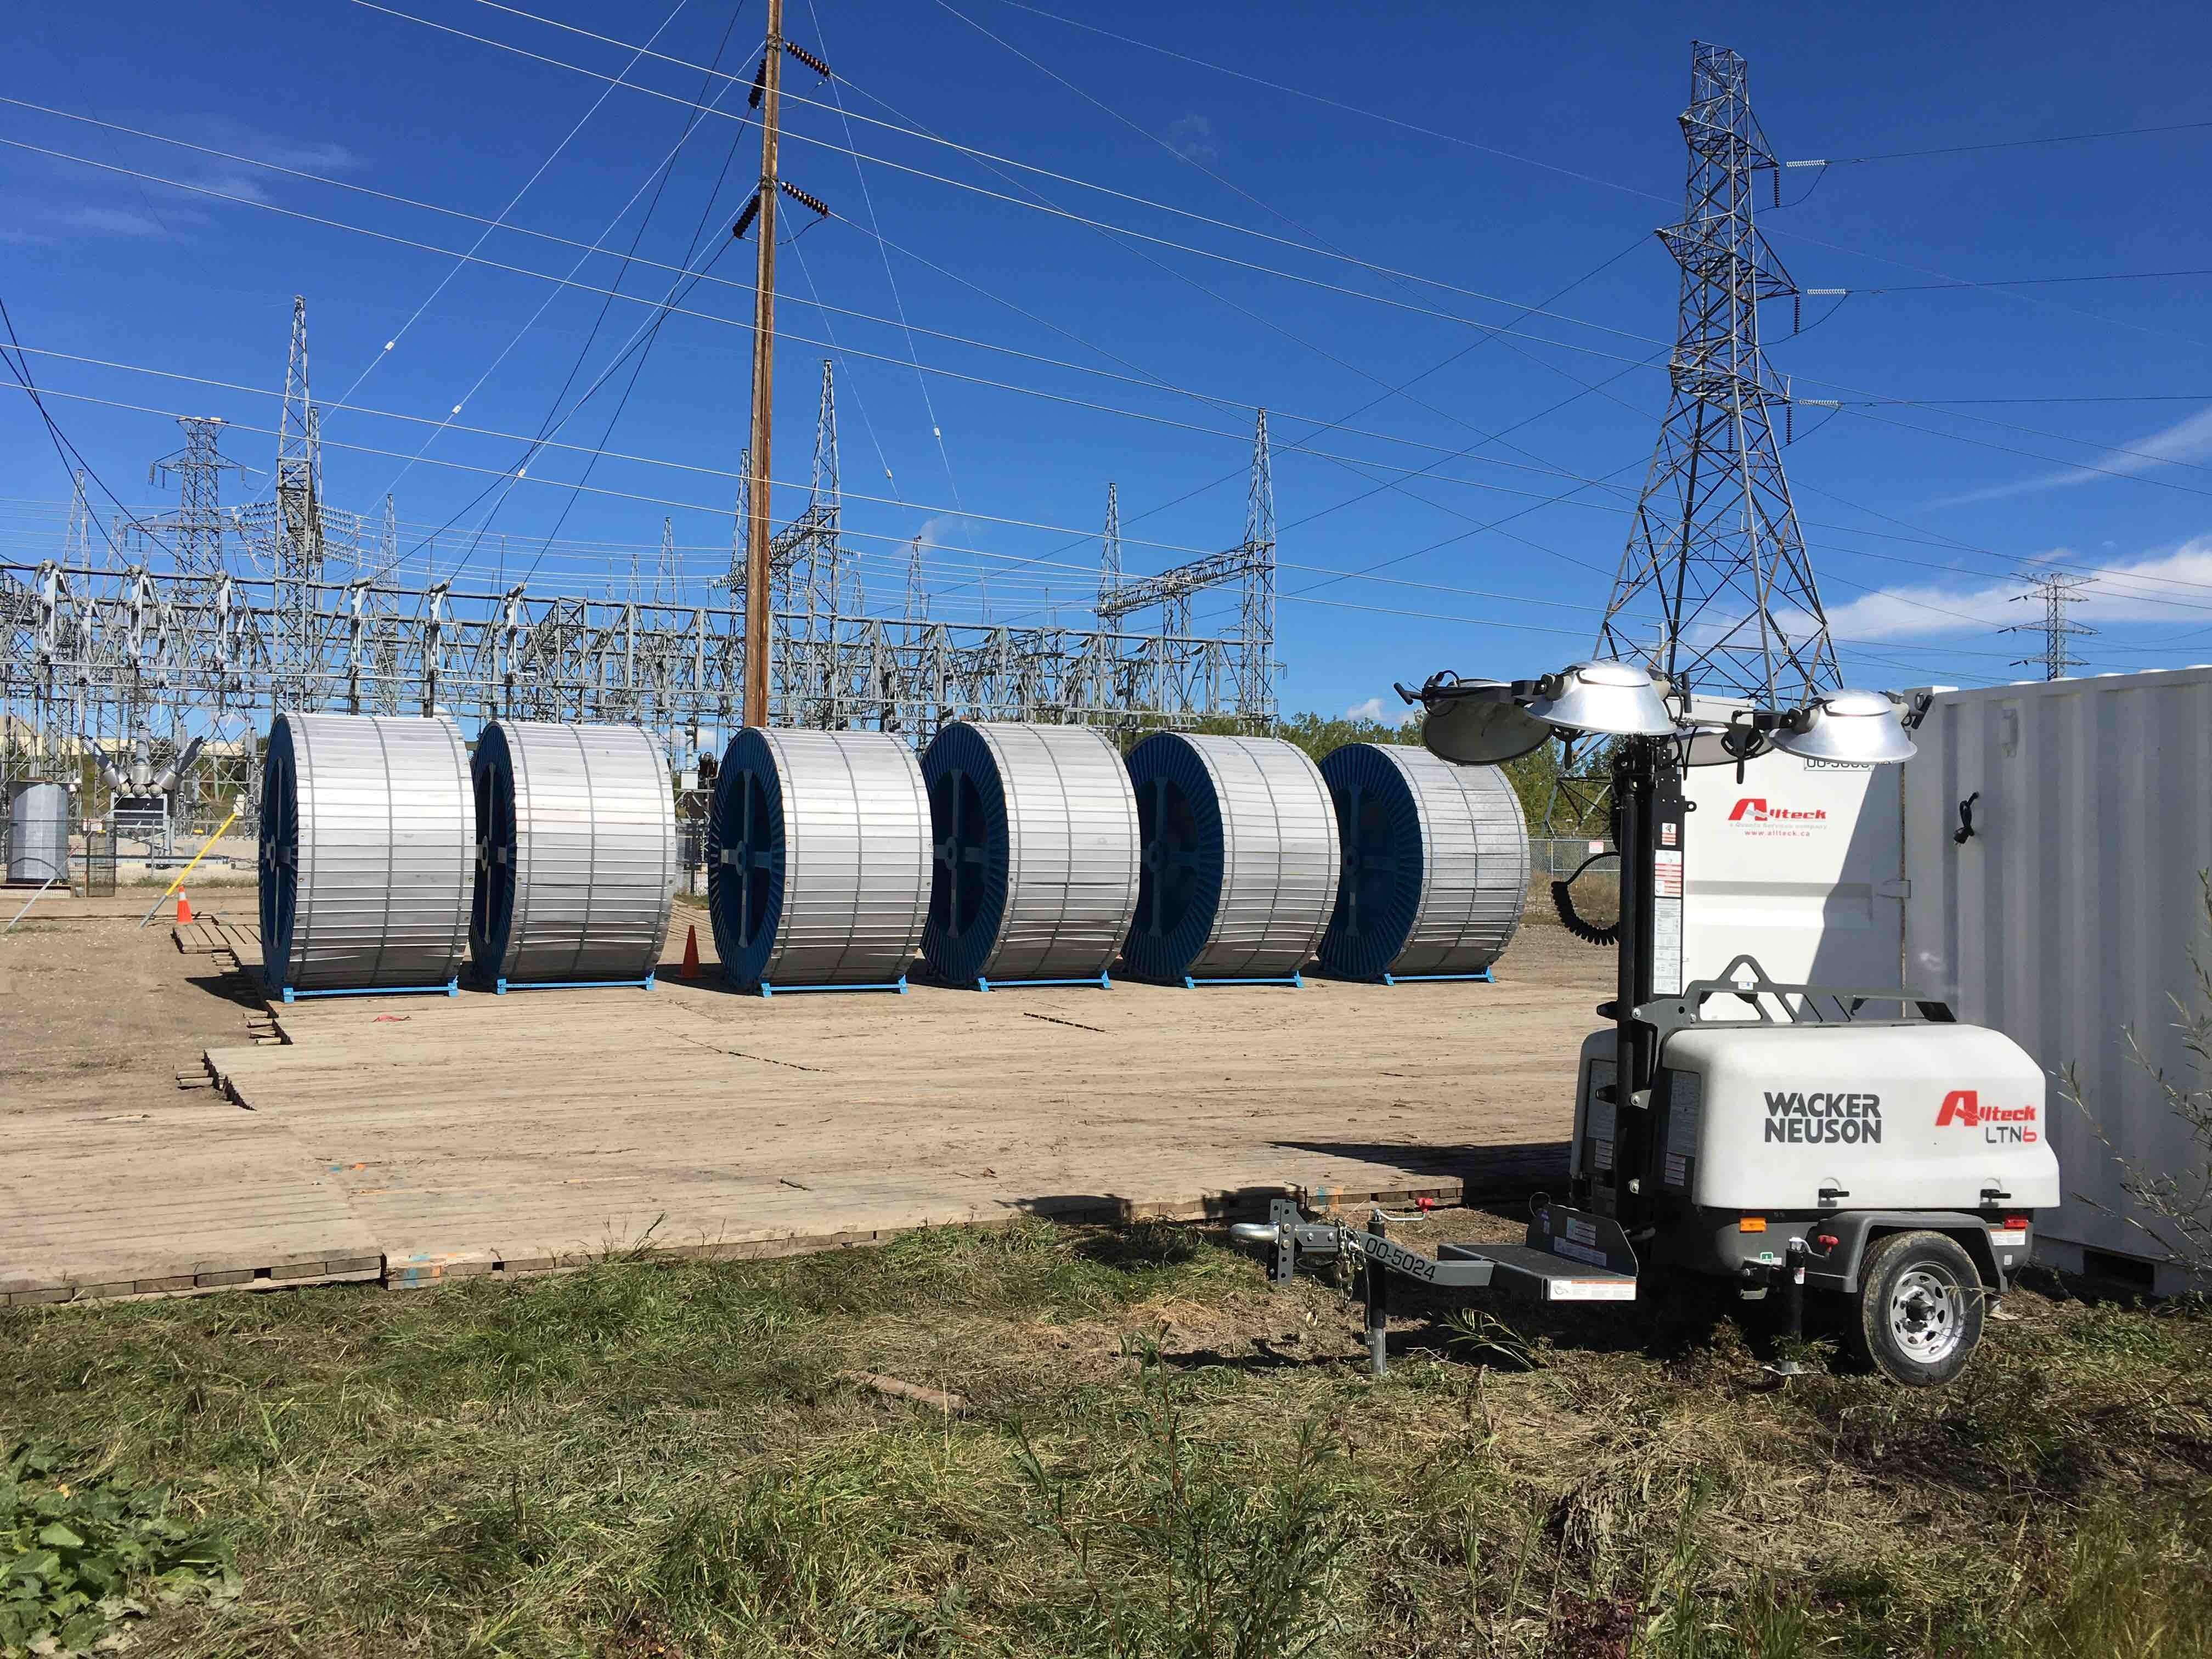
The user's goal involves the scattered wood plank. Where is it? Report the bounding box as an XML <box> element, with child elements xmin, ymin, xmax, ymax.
<box><xmin>837</xmin><ymin>1371</ymin><xmax>970</xmax><ymax>1416</ymax></box>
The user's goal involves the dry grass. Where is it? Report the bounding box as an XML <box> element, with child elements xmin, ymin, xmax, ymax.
<box><xmin>1</xmin><ymin>1217</ymin><xmax>2207</xmax><ymax>1657</ymax></box>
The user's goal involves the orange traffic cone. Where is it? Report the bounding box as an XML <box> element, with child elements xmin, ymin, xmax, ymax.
<box><xmin>176</xmin><ymin>891</ymin><xmax>193</xmax><ymax>926</ymax></box>
<box><xmin>680</xmin><ymin>924</ymin><xmax>701</xmax><ymax>979</ymax></box>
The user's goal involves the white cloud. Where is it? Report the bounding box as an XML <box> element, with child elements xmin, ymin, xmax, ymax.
<box><xmin>1345</xmin><ymin>696</ymin><xmax>1388</xmax><ymax>722</ymax></box>
<box><xmin>255</xmin><ymin>140</ymin><xmax>361</xmax><ymax>173</ymax></box>
<box><xmin>1795</xmin><ymin>535</ymin><xmax>2212</xmax><ymax>644</ymax></box>
<box><xmin>55</xmin><ymin>205</ymin><xmax>173</xmax><ymax>238</ymax></box>
<box><xmin>168</xmin><ymin>116</ymin><xmax>362</xmax><ymax>174</ymax></box>
<box><xmin>916</xmin><ymin>514</ymin><xmax>958</xmax><ymax>546</ymax></box>
<box><xmin>1163</xmin><ymin>114</ymin><xmax>1217</xmax><ymax>163</ymax></box>
<box><xmin>12</xmin><ymin>117</ymin><xmax>360</xmax><ymax>244</ymax></box>
<box><xmin>1931</xmin><ymin>405</ymin><xmax>2212</xmax><ymax>507</ymax></box>
<box><xmin>189</xmin><ymin>173</ymin><xmax>275</xmax><ymax>207</ymax></box>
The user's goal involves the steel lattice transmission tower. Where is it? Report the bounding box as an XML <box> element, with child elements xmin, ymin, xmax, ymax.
<box><xmin>2007</xmin><ymin>571</ymin><xmax>2094</xmax><ymax>680</ymax></box>
<box><xmin>275</xmin><ymin>296</ymin><xmax>324</xmax><ymax>584</ymax></box>
<box><xmin>1237</xmin><ymin>410</ymin><xmax>1277</xmax><ymax>724</ymax></box>
<box><xmin>145</xmin><ymin>417</ymin><xmax>242</xmax><ymax>576</ymax></box>
<box><xmin>654</xmin><ymin>517</ymin><xmax>679</xmax><ymax>606</ymax></box>
<box><xmin>1098</xmin><ymin>481</ymin><xmax>1121</xmax><ymax>616</ymax></box>
<box><xmin>64</xmin><ymin>471</ymin><xmax>96</xmax><ymax>565</ymax></box>
<box><xmin>1595</xmin><ymin>42</ymin><xmax>1837</xmax><ymax>706</ymax></box>
<box><xmin>799</xmin><ymin>359</ymin><xmax>842</xmax><ymax>623</ymax></box>
<box><xmin>273</xmin><ymin>295</ymin><xmax>326</xmax><ymax>712</ymax></box>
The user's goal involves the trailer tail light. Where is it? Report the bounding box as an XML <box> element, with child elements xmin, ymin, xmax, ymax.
<box><xmin>2002</xmin><ymin>1215</ymin><xmax>2030</xmax><ymax>1230</ymax></box>
<box><xmin>1738</xmin><ymin>1217</ymin><xmax>1767</xmax><ymax>1233</ymax></box>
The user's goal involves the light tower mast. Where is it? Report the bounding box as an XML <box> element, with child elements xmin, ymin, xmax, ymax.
<box><xmin>1595</xmin><ymin>42</ymin><xmax>1837</xmax><ymax>706</ymax></box>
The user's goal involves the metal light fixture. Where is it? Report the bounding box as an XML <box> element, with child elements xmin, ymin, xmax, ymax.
<box><xmin>1770</xmin><ymin>688</ymin><xmax>1917</xmax><ymax>765</ymax></box>
<box><xmin>1418</xmin><ymin>681</ymin><xmax>1553</xmax><ymax>766</ymax></box>
<box><xmin>1524</xmin><ymin>660</ymin><xmax>1679</xmax><ymax>740</ymax></box>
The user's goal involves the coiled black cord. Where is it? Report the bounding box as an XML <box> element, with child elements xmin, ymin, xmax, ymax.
<box><xmin>1550</xmin><ymin>851</ymin><xmax>1620</xmax><ymax>947</ymax></box>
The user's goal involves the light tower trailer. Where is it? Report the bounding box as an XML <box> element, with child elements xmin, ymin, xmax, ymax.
<box><xmin>1233</xmin><ymin>667</ymin><xmax>2060</xmax><ymax>1386</ymax></box>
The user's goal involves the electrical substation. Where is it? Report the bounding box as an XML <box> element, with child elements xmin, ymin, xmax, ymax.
<box><xmin>0</xmin><ymin>29</ymin><xmax>2202</xmax><ymax>1398</ymax></box>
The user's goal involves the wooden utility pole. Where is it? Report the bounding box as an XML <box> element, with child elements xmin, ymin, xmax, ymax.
<box><xmin>742</xmin><ymin>0</ymin><xmax>783</xmax><ymax>727</ymax></box>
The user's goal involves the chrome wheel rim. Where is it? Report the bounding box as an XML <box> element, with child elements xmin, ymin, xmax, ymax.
<box><xmin>1887</xmin><ymin>1265</ymin><xmax>1966</xmax><ymax>1365</ymax></box>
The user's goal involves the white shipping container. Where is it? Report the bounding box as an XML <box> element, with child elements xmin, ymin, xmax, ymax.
<box><xmin>1904</xmin><ymin>667</ymin><xmax>2212</xmax><ymax>1293</ymax></box>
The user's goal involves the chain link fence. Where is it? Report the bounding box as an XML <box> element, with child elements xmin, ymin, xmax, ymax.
<box><xmin>80</xmin><ymin>832</ymin><xmax>116</xmax><ymax>897</ymax></box>
<box><xmin>1530</xmin><ymin>836</ymin><xmax>1616</xmax><ymax>877</ymax></box>
<box><xmin>676</xmin><ymin>821</ymin><xmax>709</xmax><ymax>898</ymax></box>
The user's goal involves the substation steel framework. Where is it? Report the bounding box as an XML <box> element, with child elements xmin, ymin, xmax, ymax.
<box><xmin>0</xmin><ymin>334</ymin><xmax>1265</xmax><ymax>829</ymax></box>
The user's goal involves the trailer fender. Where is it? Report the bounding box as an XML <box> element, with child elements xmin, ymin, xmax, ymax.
<box><xmin>1802</xmin><ymin>1212</ymin><xmax>2009</xmax><ymax>1296</ymax></box>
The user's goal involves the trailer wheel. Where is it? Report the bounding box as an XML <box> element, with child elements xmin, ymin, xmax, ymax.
<box><xmin>1851</xmin><ymin>1231</ymin><xmax>1984</xmax><ymax>1386</ymax></box>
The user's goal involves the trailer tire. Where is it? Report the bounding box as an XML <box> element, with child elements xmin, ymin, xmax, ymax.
<box><xmin>1850</xmin><ymin>1231</ymin><xmax>1984</xmax><ymax>1387</ymax></box>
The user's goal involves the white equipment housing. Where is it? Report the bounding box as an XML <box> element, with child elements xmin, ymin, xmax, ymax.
<box><xmin>1679</xmin><ymin>744</ymin><xmax>1904</xmax><ymax>994</ymax></box>
<box><xmin>1663</xmin><ymin>1024</ymin><xmax>2056</xmax><ymax>1211</ymax></box>
<box><xmin>1570</xmin><ymin>1022</ymin><xmax>2059</xmax><ymax>1214</ymax></box>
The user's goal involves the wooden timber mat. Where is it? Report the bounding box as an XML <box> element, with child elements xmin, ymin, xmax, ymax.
<box><xmin>5</xmin><ymin>910</ymin><xmax>1605</xmax><ymax>1303</ymax></box>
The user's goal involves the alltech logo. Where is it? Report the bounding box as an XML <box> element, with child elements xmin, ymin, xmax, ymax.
<box><xmin>1727</xmin><ymin>798</ymin><xmax>1830</xmax><ymax>836</ymax></box>
<box><xmin>1936</xmin><ymin>1089</ymin><xmax>2039</xmax><ymax>1144</ymax></box>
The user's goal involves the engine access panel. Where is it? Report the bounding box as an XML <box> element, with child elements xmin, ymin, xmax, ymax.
<box><xmin>1657</xmin><ymin>1022</ymin><xmax>2059</xmax><ymax>1213</ymax></box>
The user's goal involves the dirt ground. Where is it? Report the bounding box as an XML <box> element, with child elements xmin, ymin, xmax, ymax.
<box><xmin>0</xmin><ymin>899</ymin><xmax>263</xmax><ymax>1119</ymax></box>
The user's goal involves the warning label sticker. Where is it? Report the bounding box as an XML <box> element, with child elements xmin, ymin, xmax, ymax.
<box><xmin>1653</xmin><ymin>895</ymin><xmax>1683</xmax><ymax>996</ymax></box>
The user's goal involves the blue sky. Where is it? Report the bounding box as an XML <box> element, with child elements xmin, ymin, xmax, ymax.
<box><xmin>6</xmin><ymin>0</ymin><xmax>2212</xmax><ymax>720</ymax></box>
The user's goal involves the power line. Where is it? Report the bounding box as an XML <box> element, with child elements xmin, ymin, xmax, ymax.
<box><xmin>504</xmin><ymin>8</ymin><xmax>759</xmax><ymax>586</ymax></box>
<box><xmin>1826</xmin><ymin>266</ymin><xmax>2212</xmax><ymax>292</ymax></box>
<box><xmin>975</xmin><ymin>0</ymin><xmax>1671</xmax><ymax>204</ymax></box>
<box><xmin>1825</xmin><ymin>398</ymin><xmax>2212</xmax><ymax>483</ymax></box>
<box><xmin>313</xmin><ymin>0</ymin><xmax>698</xmax><ymax>472</ymax></box>
<box><xmin>818</xmin><ymin>14</ymin><xmax>1673</xmax><ymax>634</ymax></box>
<box><xmin>1865</xmin><ymin>393</ymin><xmax>2212</xmax><ymax>405</ymax></box>
<box><xmin>41</xmin><ymin>87</ymin><xmax>2205</xmax><ymax>517</ymax></box>
<box><xmin>0</xmin><ymin>297</ymin><xmax>184</xmax><ymax>569</ymax></box>
<box><xmin>1789</xmin><ymin>118</ymin><xmax>2212</xmax><ymax>166</ymax></box>
<box><xmin>35</xmin><ymin>344</ymin><xmax>2212</xmax><ymax>629</ymax></box>
<box><xmin>912</xmin><ymin>0</ymin><xmax>1667</xmax><ymax>622</ymax></box>
<box><xmin>0</xmin><ymin>375</ymin><xmax>2070</xmax><ymax>657</ymax></box>
<box><xmin>0</xmin><ymin>133</ymin><xmax>1679</xmax><ymax>498</ymax></box>
<box><xmin>461</xmin><ymin>0</ymin><xmax>1675</xmax><ymax>353</ymax></box>
<box><xmin>385</xmin><ymin>3</ymin><xmax>753</xmax><ymax>510</ymax></box>
<box><xmin>347</xmin><ymin>0</ymin><xmax>1673</xmax><ymax>354</ymax></box>
<box><xmin>6</xmin><ymin>320</ymin><xmax>1658</xmax><ymax>531</ymax></box>
<box><xmin>1835</xmin><ymin>403</ymin><xmax>2212</xmax><ymax>500</ymax></box>
<box><xmin>800</xmin><ymin>0</ymin><xmax>961</xmax><ymax>526</ymax></box>
<box><xmin>967</xmin><ymin>2</ymin><xmax>2212</xmax><ymax>356</ymax></box>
